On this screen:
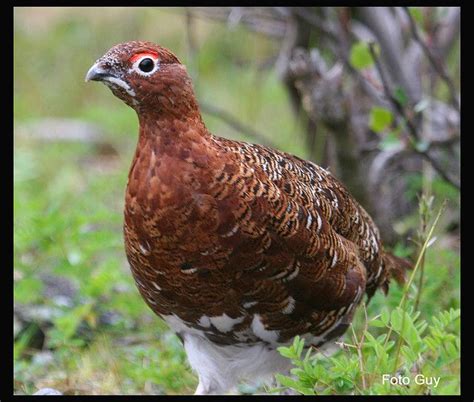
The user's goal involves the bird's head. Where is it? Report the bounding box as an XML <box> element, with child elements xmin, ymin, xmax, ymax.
<box><xmin>85</xmin><ymin>41</ymin><xmax>199</xmax><ymax>120</ymax></box>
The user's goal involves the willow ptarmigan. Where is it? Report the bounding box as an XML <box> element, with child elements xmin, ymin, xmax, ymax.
<box><xmin>86</xmin><ymin>41</ymin><xmax>409</xmax><ymax>395</ymax></box>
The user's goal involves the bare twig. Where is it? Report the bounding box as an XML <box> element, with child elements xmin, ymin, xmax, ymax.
<box><xmin>291</xmin><ymin>8</ymin><xmax>388</xmax><ymax>107</ymax></box>
<box><xmin>368</xmin><ymin>43</ymin><xmax>460</xmax><ymax>190</ymax></box>
<box><xmin>186</xmin><ymin>7</ymin><xmax>286</xmax><ymax>38</ymax></box>
<box><xmin>185</xmin><ymin>10</ymin><xmax>197</xmax><ymax>60</ymax></box>
<box><xmin>185</xmin><ymin>8</ymin><xmax>198</xmax><ymax>83</ymax></box>
<box><xmin>414</xmin><ymin>193</ymin><xmax>432</xmax><ymax>311</ymax></box>
<box><xmin>199</xmin><ymin>102</ymin><xmax>275</xmax><ymax>147</ymax></box>
<box><xmin>358</xmin><ymin>7</ymin><xmax>422</xmax><ymax>104</ymax></box>
<box><xmin>418</xmin><ymin>151</ymin><xmax>459</xmax><ymax>190</ymax></box>
<box><xmin>403</xmin><ymin>7</ymin><xmax>460</xmax><ymax>112</ymax></box>
<box><xmin>391</xmin><ymin>201</ymin><xmax>446</xmax><ymax>372</ymax></box>
<box><xmin>351</xmin><ymin>303</ymin><xmax>369</xmax><ymax>390</ymax></box>
<box><xmin>368</xmin><ymin>43</ymin><xmax>419</xmax><ymax>139</ymax></box>
<box><xmin>436</xmin><ymin>7</ymin><xmax>460</xmax><ymax>59</ymax></box>
<box><xmin>292</xmin><ymin>7</ymin><xmax>338</xmax><ymax>40</ymax></box>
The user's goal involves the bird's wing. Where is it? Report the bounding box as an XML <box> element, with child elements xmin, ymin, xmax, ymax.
<box><xmin>200</xmin><ymin>137</ymin><xmax>386</xmax><ymax>344</ymax></box>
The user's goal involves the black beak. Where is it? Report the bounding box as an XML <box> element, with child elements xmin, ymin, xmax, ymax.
<box><xmin>85</xmin><ymin>62</ymin><xmax>114</xmax><ymax>82</ymax></box>
<box><xmin>85</xmin><ymin>60</ymin><xmax>135</xmax><ymax>97</ymax></box>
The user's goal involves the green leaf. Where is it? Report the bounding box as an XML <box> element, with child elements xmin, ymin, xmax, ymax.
<box><xmin>401</xmin><ymin>345</ymin><xmax>417</xmax><ymax>364</ymax></box>
<box><xmin>385</xmin><ymin>340</ymin><xmax>395</xmax><ymax>352</ymax></box>
<box><xmin>369</xmin><ymin>107</ymin><xmax>393</xmax><ymax>133</ymax></box>
<box><xmin>277</xmin><ymin>346</ymin><xmax>295</xmax><ymax>359</ymax></box>
<box><xmin>390</xmin><ymin>309</ymin><xmax>403</xmax><ymax>332</ymax></box>
<box><xmin>364</xmin><ymin>331</ymin><xmax>377</xmax><ymax>345</ymax></box>
<box><xmin>369</xmin><ymin>319</ymin><xmax>386</xmax><ymax>328</ymax></box>
<box><xmin>275</xmin><ymin>373</ymin><xmax>315</xmax><ymax>395</ymax></box>
<box><xmin>409</xmin><ymin>7</ymin><xmax>424</xmax><ymax>27</ymax></box>
<box><xmin>394</xmin><ymin>87</ymin><xmax>409</xmax><ymax>106</ymax></box>
<box><xmin>290</xmin><ymin>367</ymin><xmax>305</xmax><ymax>377</ymax></box>
<box><xmin>445</xmin><ymin>342</ymin><xmax>459</xmax><ymax>360</ymax></box>
<box><xmin>295</xmin><ymin>335</ymin><xmax>304</xmax><ymax>358</ymax></box>
<box><xmin>350</xmin><ymin>42</ymin><xmax>375</xmax><ymax>70</ymax></box>
<box><xmin>364</xmin><ymin>332</ymin><xmax>387</xmax><ymax>362</ymax></box>
<box><xmin>381</xmin><ymin>309</ymin><xmax>390</xmax><ymax>326</ymax></box>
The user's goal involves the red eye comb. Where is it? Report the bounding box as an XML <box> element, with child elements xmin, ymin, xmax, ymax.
<box><xmin>130</xmin><ymin>51</ymin><xmax>159</xmax><ymax>64</ymax></box>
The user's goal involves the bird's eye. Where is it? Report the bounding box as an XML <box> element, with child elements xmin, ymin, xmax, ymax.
<box><xmin>130</xmin><ymin>54</ymin><xmax>160</xmax><ymax>76</ymax></box>
<box><xmin>138</xmin><ymin>58</ymin><xmax>155</xmax><ymax>73</ymax></box>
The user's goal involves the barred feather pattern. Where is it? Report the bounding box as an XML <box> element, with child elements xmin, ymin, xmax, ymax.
<box><xmin>124</xmin><ymin>127</ymin><xmax>391</xmax><ymax>348</ymax></box>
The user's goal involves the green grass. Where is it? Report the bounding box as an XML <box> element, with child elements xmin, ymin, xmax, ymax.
<box><xmin>14</xmin><ymin>7</ymin><xmax>460</xmax><ymax>395</ymax></box>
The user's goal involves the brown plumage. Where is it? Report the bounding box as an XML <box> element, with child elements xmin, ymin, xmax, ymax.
<box><xmin>86</xmin><ymin>41</ymin><xmax>410</xmax><ymax>394</ymax></box>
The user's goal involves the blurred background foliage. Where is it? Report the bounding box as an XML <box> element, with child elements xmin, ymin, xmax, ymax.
<box><xmin>14</xmin><ymin>7</ymin><xmax>459</xmax><ymax>395</ymax></box>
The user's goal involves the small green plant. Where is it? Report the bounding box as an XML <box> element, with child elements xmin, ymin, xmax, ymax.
<box><xmin>274</xmin><ymin>201</ymin><xmax>460</xmax><ymax>395</ymax></box>
<box><xmin>274</xmin><ymin>306</ymin><xmax>459</xmax><ymax>395</ymax></box>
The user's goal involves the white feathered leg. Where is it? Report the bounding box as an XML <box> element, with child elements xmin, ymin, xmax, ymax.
<box><xmin>183</xmin><ymin>333</ymin><xmax>291</xmax><ymax>395</ymax></box>
<box><xmin>194</xmin><ymin>379</ymin><xmax>224</xmax><ymax>395</ymax></box>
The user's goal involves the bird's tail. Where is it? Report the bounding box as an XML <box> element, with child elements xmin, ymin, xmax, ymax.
<box><xmin>380</xmin><ymin>252</ymin><xmax>412</xmax><ymax>294</ymax></box>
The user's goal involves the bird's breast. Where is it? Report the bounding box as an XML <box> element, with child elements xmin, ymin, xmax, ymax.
<box><xmin>122</xmin><ymin>144</ymin><xmax>235</xmax><ymax>300</ymax></box>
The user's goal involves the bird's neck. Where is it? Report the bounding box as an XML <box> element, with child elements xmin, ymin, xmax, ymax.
<box><xmin>135</xmin><ymin>64</ymin><xmax>204</xmax><ymax>130</ymax></box>
<box><xmin>134</xmin><ymin>65</ymin><xmax>212</xmax><ymax>158</ymax></box>
<box><xmin>128</xmin><ymin>112</ymin><xmax>216</xmax><ymax>207</ymax></box>
<box><xmin>134</xmin><ymin>112</ymin><xmax>214</xmax><ymax>174</ymax></box>
<box><xmin>137</xmin><ymin>112</ymin><xmax>208</xmax><ymax>145</ymax></box>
